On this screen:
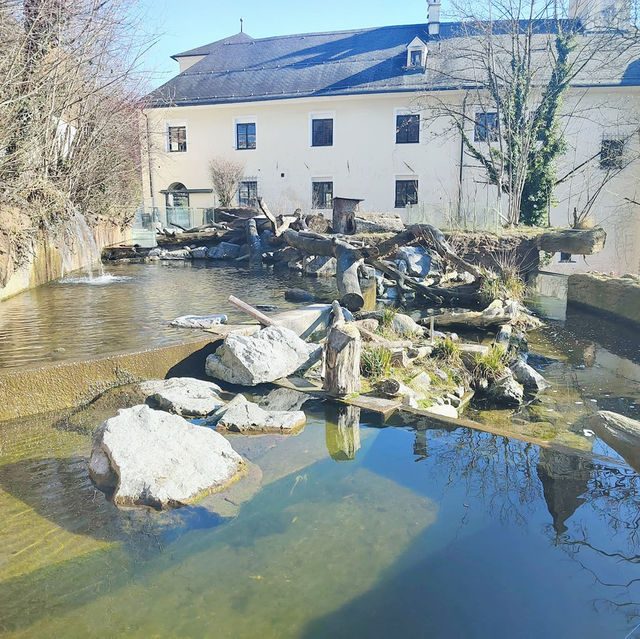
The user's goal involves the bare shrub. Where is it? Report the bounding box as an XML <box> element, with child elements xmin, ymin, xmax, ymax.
<box><xmin>208</xmin><ymin>157</ymin><xmax>245</xmax><ymax>207</ymax></box>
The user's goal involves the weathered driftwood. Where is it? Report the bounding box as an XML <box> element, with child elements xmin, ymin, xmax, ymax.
<box><xmin>228</xmin><ymin>295</ymin><xmax>279</xmax><ymax>327</ymax></box>
<box><xmin>371</xmin><ymin>259</ymin><xmax>481</xmax><ymax>307</ymax></box>
<box><xmin>323</xmin><ymin>301</ymin><xmax>361</xmax><ymax>397</ymax></box>
<box><xmin>373</xmin><ymin>224</ymin><xmax>483</xmax><ymax>280</ymax></box>
<box><xmin>306</xmin><ymin>214</ymin><xmax>330</xmax><ymax>234</ymax></box>
<box><xmin>427</xmin><ymin>300</ymin><xmax>543</xmax><ymax>330</ymax></box>
<box><xmin>354</xmin><ymin>324</ymin><xmax>413</xmax><ymax>349</ymax></box>
<box><xmin>281</xmin><ymin>229</ymin><xmax>367</xmax><ymax>311</ymax></box>
<box><xmin>536</xmin><ymin>227</ymin><xmax>606</xmax><ymax>255</ymax></box>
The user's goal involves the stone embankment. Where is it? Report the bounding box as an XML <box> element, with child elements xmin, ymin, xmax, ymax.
<box><xmin>568</xmin><ymin>272</ymin><xmax>640</xmax><ymax>327</ymax></box>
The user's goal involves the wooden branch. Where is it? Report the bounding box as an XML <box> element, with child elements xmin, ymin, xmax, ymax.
<box><xmin>228</xmin><ymin>295</ymin><xmax>279</xmax><ymax>327</ymax></box>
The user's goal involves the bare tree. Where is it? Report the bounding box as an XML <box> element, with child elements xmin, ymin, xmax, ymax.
<box><xmin>0</xmin><ymin>0</ymin><xmax>152</xmax><ymax>282</ymax></box>
<box><xmin>208</xmin><ymin>157</ymin><xmax>246</xmax><ymax>207</ymax></box>
<box><xmin>422</xmin><ymin>0</ymin><xmax>640</xmax><ymax>226</ymax></box>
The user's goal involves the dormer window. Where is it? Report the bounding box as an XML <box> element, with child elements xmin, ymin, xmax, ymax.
<box><xmin>406</xmin><ymin>37</ymin><xmax>427</xmax><ymax>69</ymax></box>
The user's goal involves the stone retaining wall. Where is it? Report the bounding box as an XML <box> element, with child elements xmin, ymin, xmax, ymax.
<box><xmin>0</xmin><ymin>337</ymin><xmax>218</xmax><ymax>421</ymax></box>
<box><xmin>567</xmin><ymin>272</ymin><xmax>640</xmax><ymax>327</ymax></box>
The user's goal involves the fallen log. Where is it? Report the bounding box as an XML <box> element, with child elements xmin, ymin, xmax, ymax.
<box><xmin>426</xmin><ymin>299</ymin><xmax>543</xmax><ymax>330</ymax></box>
<box><xmin>370</xmin><ymin>259</ymin><xmax>481</xmax><ymax>307</ymax></box>
<box><xmin>323</xmin><ymin>301</ymin><xmax>361</xmax><ymax>397</ymax></box>
<box><xmin>281</xmin><ymin>229</ymin><xmax>367</xmax><ymax>311</ymax></box>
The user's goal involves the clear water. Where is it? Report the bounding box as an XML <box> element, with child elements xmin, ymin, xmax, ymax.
<box><xmin>0</xmin><ymin>398</ymin><xmax>639</xmax><ymax>638</ymax></box>
<box><xmin>0</xmin><ymin>262</ymin><xmax>336</xmax><ymax>370</ymax></box>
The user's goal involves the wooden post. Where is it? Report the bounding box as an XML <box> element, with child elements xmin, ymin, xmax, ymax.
<box><xmin>332</xmin><ymin>197</ymin><xmax>362</xmax><ymax>235</ymax></box>
<box><xmin>323</xmin><ymin>301</ymin><xmax>361</xmax><ymax>396</ymax></box>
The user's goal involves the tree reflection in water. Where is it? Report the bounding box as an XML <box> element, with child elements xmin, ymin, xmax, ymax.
<box><xmin>400</xmin><ymin>415</ymin><xmax>640</xmax><ymax>625</ymax></box>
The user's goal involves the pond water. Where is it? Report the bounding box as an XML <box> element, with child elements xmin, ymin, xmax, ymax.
<box><xmin>0</xmin><ymin>396</ymin><xmax>639</xmax><ymax>639</ymax></box>
<box><xmin>0</xmin><ymin>262</ymin><xmax>336</xmax><ymax>370</ymax></box>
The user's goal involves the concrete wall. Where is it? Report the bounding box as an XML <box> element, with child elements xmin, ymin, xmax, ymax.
<box><xmin>143</xmin><ymin>85</ymin><xmax>640</xmax><ymax>276</ymax></box>
<box><xmin>0</xmin><ymin>218</ymin><xmax>131</xmax><ymax>301</ymax></box>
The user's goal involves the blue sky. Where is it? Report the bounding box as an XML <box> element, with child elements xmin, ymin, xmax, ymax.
<box><xmin>137</xmin><ymin>0</ymin><xmax>431</xmax><ymax>88</ymax></box>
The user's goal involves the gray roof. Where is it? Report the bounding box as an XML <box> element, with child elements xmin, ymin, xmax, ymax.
<box><xmin>147</xmin><ymin>21</ymin><xmax>640</xmax><ymax>108</ymax></box>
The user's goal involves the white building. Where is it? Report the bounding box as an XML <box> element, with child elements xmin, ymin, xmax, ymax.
<box><xmin>142</xmin><ymin>0</ymin><xmax>640</xmax><ymax>274</ymax></box>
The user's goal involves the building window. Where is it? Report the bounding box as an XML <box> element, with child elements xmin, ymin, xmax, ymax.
<box><xmin>168</xmin><ymin>126</ymin><xmax>187</xmax><ymax>152</ymax></box>
<box><xmin>600</xmin><ymin>138</ymin><xmax>625</xmax><ymax>170</ymax></box>
<box><xmin>312</xmin><ymin>181</ymin><xmax>333</xmax><ymax>208</ymax></box>
<box><xmin>236</xmin><ymin>122</ymin><xmax>256</xmax><ymax>150</ymax></box>
<box><xmin>396</xmin><ymin>114</ymin><xmax>420</xmax><ymax>144</ymax></box>
<box><xmin>165</xmin><ymin>182</ymin><xmax>189</xmax><ymax>209</ymax></box>
<box><xmin>312</xmin><ymin>118</ymin><xmax>333</xmax><ymax>147</ymax></box>
<box><xmin>238</xmin><ymin>180</ymin><xmax>258</xmax><ymax>207</ymax></box>
<box><xmin>395</xmin><ymin>179</ymin><xmax>418</xmax><ymax>208</ymax></box>
<box><xmin>559</xmin><ymin>252</ymin><xmax>575</xmax><ymax>263</ymax></box>
<box><xmin>474</xmin><ymin>112</ymin><xmax>498</xmax><ymax>142</ymax></box>
<box><xmin>410</xmin><ymin>49</ymin><xmax>423</xmax><ymax>66</ymax></box>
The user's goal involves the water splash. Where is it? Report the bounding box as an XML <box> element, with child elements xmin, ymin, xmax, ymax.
<box><xmin>57</xmin><ymin>210</ymin><xmax>104</xmax><ymax>279</ymax></box>
<box><xmin>59</xmin><ymin>274</ymin><xmax>131</xmax><ymax>286</ymax></box>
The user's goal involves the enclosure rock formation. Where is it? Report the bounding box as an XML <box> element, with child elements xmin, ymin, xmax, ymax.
<box><xmin>205</xmin><ymin>325</ymin><xmax>322</xmax><ymax>386</ymax></box>
<box><xmin>210</xmin><ymin>394</ymin><xmax>306</xmax><ymax>433</ymax></box>
<box><xmin>140</xmin><ymin>377</ymin><xmax>225</xmax><ymax>417</ymax></box>
<box><xmin>89</xmin><ymin>405</ymin><xmax>245</xmax><ymax>509</ymax></box>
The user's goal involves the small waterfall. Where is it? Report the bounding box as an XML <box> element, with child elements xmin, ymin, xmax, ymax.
<box><xmin>58</xmin><ymin>210</ymin><xmax>104</xmax><ymax>280</ymax></box>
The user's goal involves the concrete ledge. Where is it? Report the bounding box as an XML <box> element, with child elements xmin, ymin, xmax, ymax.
<box><xmin>0</xmin><ymin>337</ymin><xmax>219</xmax><ymax>421</ymax></box>
<box><xmin>568</xmin><ymin>272</ymin><xmax>640</xmax><ymax>327</ymax></box>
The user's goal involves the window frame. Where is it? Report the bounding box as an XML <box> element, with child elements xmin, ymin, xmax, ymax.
<box><xmin>311</xmin><ymin>117</ymin><xmax>334</xmax><ymax>147</ymax></box>
<box><xmin>311</xmin><ymin>180</ymin><xmax>333</xmax><ymax>209</ymax></box>
<box><xmin>238</xmin><ymin>179</ymin><xmax>258</xmax><ymax>207</ymax></box>
<box><xmin>396</xmin><ymin>114</ymin><xmax>420</xmax><ymax>144</ymax></box>
<box><xmin>599</xmin><ymin>137</ymin><xmax>625</xmax><ymax>170</ymax></box>
<box><xmin>167</xmin><ymin>124</ymin><xmax>187</xmax><ymax>153</ymax></box>
<box><xmin>474</xmin><ymin>111</ymin><xmax>499</xmax><ymax>143</ymax></box>
<box><xmin>236</xmin><ymin>122</ymin><xmax>257</xmax><ymax>150</ymax></box>
<box><xmin>394</xmin><ymin>178</ymin><xmax>419</xmax><ymax>208</ymax></box>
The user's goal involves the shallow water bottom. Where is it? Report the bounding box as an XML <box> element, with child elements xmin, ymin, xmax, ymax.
<box><xmin>1</xmin><ymin>397</ymin><xmax>639</xmax><ymax>638</ymax></box>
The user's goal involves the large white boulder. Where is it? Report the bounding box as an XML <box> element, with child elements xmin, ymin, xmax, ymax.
<box><xmin>89</xmin><ymin>405</ymin><xmax>244</xmax><ymax>509</ymax></box>
<box><xmin>170</xmin><ymin>314</ymin><xmax>227</xmax><ymax>329</ymax></box>
<box><xmin>210</xmin><ymin>394</ymin><xmax>306</xmax><ymax>433</ymax></box>
<box><xmin>205</xmin><ymin>325</ymin><xmax>321</xmax><ymax>386</ymax></box>
<box><xmin>140</xmin><ymin>377</ymin><xmax>225</xmax><ymax>416</ymax></box>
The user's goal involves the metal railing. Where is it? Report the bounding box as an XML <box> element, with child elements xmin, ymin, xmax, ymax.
<box><xmin>133</xmin><ymin>207</ymin><xmax>214</xmax><ymax>232</ymax></box>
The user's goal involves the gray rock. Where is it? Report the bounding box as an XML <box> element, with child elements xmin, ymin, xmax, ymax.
<box><xmin>141</xmin><ymin>377</ymin><xmax>225</xmax><ymax>416</ymax></box>
<box><xmin>211</xmin><ymin>394</ymin><xmax>306</xmax><ymax>433</ymax></box>
<box><xmin>190</xmin><ymin>246</ymin><xmax>208</xmax><ymax>259</ymax></box>
<box><xmin>205</xmin><ymin>325</ymin><xmax>322</xmax><ymax>386</ymax></box>
<box><xmin>304</xmin><ymin>255</ymin><xmax>336</xmax><ymax>278</ymax></box>
<box><xmin>258</xmin><ymin>388</ymin><xmax>313</xmax><ymax>412</ymax></box>
<box><xmin>391</xmin><ymin>313</ymin><xmax>425</xmax><ymax>337</ymax></box>
<box><xmin>161</xmin><ymin>249</ymin><xmax>191</xmax><ymax>260</ymax></box>
<box><xmin>409</xmin><ymin>371</ymin><xmax>432</xmax><ymax>393</ymax></box>
<box><xmin>285</xmin><ymin>288</ymin><xmax>315</xmax><ymax>303</ymax></box>
<box><xmin>89</xmin><ymin>405</ymin><xmax>244</xmax><ymax>509</ymax></box>
<box><xmin>510</xmin><ymin>359</ymin><xmax>550</xmax><ymax>393</ymax></box>
<box><xmin>255</xmin><ymin>304</ymin><xmax>279</xmax><ymax>312</ymax></box>
<box><xmin>495</xmin><ymin>324</ymin><xmax>512</xmax><ymax>347</ymax></box>
<box><xmin>148</xmin><ymin>248</ymin><xmax>163</xmax><ymax>258</ymax></box>
<box><xmin>207</xmin><ymin>242</ymin><xmax>241</xmax><ymax>260</ymax></box>
<box><xmin>488</xmin><ymin>371</ymin><xmax>524</xmax><ymax>406</ymax></box>
<box><xmin>170</xmin><ymin>314</ymin><xmax>227</xmax><ymax>329</ymax></box>
<box><xmin>396</xmin><ymin>246</ymin><xmax>432</xmax><ymax>277</ymax></box>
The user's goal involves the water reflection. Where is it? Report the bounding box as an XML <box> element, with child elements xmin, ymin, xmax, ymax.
<box><xmin>325</xmin><ymin>404</ymin><xmax>361</xmax><ymax>461</ymax></box>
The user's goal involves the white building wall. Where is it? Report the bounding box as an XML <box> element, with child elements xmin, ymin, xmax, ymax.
<box><xmin>142</xmin><ymin>86</ymin><xmax>640</xmax><ymax>274</ymax></box>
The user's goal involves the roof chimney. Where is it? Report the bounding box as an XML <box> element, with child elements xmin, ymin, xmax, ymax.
<box><xmin>428</xmin><ymin>0</ymin><xmax>441</xmax><ymax>36</ymax></box>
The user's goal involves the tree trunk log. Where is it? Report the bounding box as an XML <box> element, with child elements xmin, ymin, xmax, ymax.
<box><xmin>247</xmin><ymin>218</ymin><xmax>262</xmax><ymax>263</ymax></box>
<box><xmin>323</xmin><ymin>301</ymin><xmax>362</xmax><ymax>396</ymax></box>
